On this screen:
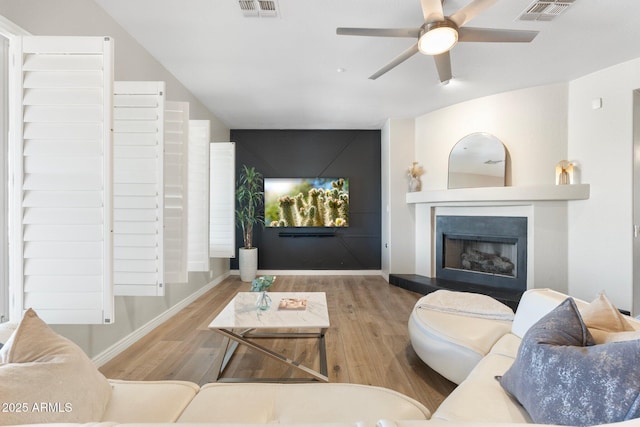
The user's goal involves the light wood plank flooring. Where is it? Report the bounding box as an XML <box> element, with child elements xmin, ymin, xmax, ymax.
<box><xmin>99</xmin><ymin>275</ymin><xmax>456</xmax><ymax>412</ymax></box>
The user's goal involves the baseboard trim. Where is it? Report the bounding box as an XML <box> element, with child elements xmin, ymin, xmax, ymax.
<box><xmin>92</xmin><ymin>271</ymin><xmax>230</xmax><ymax>367</ymax></box>
<box><xmin>230</xmin><ymin>269</ymin><xmax>382</xmax><ymax>276</ymax></box>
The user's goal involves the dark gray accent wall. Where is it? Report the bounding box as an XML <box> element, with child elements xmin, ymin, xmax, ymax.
<box><xmin>231</xmin><ymin>130</ymin><xmax>381</xmax><ymax>270</ymax></box>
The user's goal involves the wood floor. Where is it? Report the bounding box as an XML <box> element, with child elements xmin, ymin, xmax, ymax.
<box><xmin>99</xmin><ymin>275</ymin><xmax>456</xmax><ymax>412</ymax></box>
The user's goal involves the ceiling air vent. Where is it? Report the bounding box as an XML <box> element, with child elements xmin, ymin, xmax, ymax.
<box><xmin>519</xmin><ymin>0</ymin><xmax>575</xmax><ymax>21</ymax></box>
<box><xmin>239</xmin><ymin>0</ymin><xmax>278</xmax><ymax>18</ymax></box>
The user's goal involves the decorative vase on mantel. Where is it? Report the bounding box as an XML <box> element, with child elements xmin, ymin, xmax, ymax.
<box><xmin>409</xmin><ymin>176</ymin><xmax>422</xmax><ymax>192</ymax></box>
<box><xmin>407</xmin><ymin>161</ymin><xmax>425</xmax><ymax>192</ymax></box>
<box><xmin>555</xmin><ymin>160</ymin><xmax>575</xmax><ymax>185</ymax></box>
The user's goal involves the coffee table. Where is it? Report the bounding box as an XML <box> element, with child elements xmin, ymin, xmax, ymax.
<box><xmin>208</xmin><ymin>291</ymin><xmax>330</xmax><ymax>382</ymax></box>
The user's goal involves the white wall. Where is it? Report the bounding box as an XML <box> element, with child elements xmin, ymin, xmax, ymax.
<box><xmin>0</xmin><ymin>0</ymin><xmax>232</xmax><ymax>357</ymax></box>
<box><xmin>381</xmin><ymin>118</ymin><xmax>416</xmax><ymax>278</ymax></box>
<box><xmin>415</xmin><ymin>83</ymin><xmax>569</xmax><ymax>190</ymax></box>
<box><xmin>408</xmin><ymin>65</ymin><xmax>640</xmax><ymax>311</ymax></box>
<box><xmin>409</xmin><ymin>83</ymin><xmax>571</xmax><ymax>292</ymax></box>
<box><xmin>567</xmin><ymin>58</ymin><xmax>640</xmax><ymax>312</ymax></box>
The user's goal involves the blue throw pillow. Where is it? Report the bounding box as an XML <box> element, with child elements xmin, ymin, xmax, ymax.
<box><xmin>499</xmin><ymin>297</ymin><xmax>640</xmax><ymax>426</ymax></box>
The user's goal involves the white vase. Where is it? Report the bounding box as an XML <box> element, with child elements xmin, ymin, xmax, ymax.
<box><xmin>239</xmin><ymin>247</ymin><xmax>258</xmax><ymax>282</ymax></box>
<box><xmin>409</xmin><ymin>176</ymin><xmax>422</xmax><ymax>192</ymax></box>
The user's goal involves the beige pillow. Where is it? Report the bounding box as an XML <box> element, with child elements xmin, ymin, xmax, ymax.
<box><xmin>0</xmin><ymin>308</ymin><xmax>112</xmax><ymax>425</ymax></box>
<box><xmin>594</xmin><ymin>329</ymin><xmax>640</xmax><ymax>344</ymax></box>
<box><xmin>581</xmin><ymin>293</ymin><xmax>635</xmax><ymax>344</ymax></box>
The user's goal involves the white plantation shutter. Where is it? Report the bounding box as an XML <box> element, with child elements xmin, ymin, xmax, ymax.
<box><xmin>9</xmin><ymin>36</ymin><xmax>114</xmax><ymax>324</ymax></box>
<box><xmin>188</xmin><ymin>120</ymin><xmax>210</xmax><ymax>271</ymax></box>
<box><xmin>164</xmin><ymin>101</ymin><xmax>189</xmax><ymax>283</ymax></box>
<box><xmin>209</xmin><ymin>142</ymin><xmax>235</xmax><ymax>258</ymax></box>
<box><xmin>0</xmin><ymin>37</ymin><xmax>9</xmax><ymax>322</ymax></box>
<box><xmin>113</xmin><ymin>81</ymin><xmax>165</xmax><ymax>296</ymax></box>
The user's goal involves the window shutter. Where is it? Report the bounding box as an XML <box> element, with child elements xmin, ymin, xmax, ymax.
<box><xmin>113</xmin><ymin>81</ymin><xmax>165</xmax><ymax>296</ymax></box>
<box><xmin>0</xmin><ymin>36</ymin><xmax>9</xmax><ymax>322</ymax></box>
<box><xmin>187</xmin><ymin>120</ymin><xmax>210</xmax><ymax>271</ymax></box>
<box><xmin>9</xmin><ymin>36</ymin><xmax>114</xmax><ymax>324</ymax></box>
<box><xmin>164</xmin><ymin>101</ymin><xmax>189</xmax><ymax>283</ymax></box>
<box><xmin>209</xmin><ymin>142</ymin><xmax>236</xmax><ymax>258</ymax></box>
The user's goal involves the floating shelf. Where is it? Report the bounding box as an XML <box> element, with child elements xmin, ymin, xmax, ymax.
<box><xmin>406</xmin><ymin>184</ymin><xmax>590</xmax><ymax>204</ymax></box>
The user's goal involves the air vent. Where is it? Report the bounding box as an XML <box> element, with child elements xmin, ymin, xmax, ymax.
<box><xmin>239</xmin><ymin>0</ymin><xmax>278</xmax><ymax>17</ymax></box>
<box><xmin>519</xmin><ymin>0</ymin><xmax>575</xmax><ymax>21</ymax></box>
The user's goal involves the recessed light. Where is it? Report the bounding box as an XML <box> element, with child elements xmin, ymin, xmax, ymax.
<box><xmin>336</xmin><ymin>68</ymin><xmax>346</xmax><ymax>73</ymax></box>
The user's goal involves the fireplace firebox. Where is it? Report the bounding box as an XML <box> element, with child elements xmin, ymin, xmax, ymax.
<box><xmin>435</xmin><ymin>216</ymin><xmax>527</xmax><ymax>291</ymax></box>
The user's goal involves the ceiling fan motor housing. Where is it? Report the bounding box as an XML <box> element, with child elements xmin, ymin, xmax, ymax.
<box><xmin>419</xmin><ymin>19</ymin><xmax>459</xmax><ymax>55</ymax></box>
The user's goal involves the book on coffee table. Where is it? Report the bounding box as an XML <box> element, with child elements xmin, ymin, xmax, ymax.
<box><xmin>278</xmin><ymin>297</ymin><xmax>308</xmax><ymax>311</ymax></box>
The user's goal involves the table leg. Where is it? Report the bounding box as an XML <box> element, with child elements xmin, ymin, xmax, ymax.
<box><xmin>213</xmin><ymin>328</ymin><xmax>329</xmax><ymax>382</ymax></box>
<box><xmin>319</xmin><ymin>327</ymin><xmax>328</xmax><ymax>377</ymax></box>
<box><xmin>211</xmin><ymin>335</ymin><xmax>236</xmax><ymax>380</ymax></box>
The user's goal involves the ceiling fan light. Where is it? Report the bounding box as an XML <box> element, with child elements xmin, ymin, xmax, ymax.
<box><xmin>418</xmin><ymin>26</ymin><xmax>458</xmax><ymax>55</ymax></box>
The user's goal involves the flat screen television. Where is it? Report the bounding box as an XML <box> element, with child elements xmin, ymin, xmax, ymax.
<box><xmin>264</xmin><ymin>177</ymin><xmax>349</xmax><ymax>227</ymax></box>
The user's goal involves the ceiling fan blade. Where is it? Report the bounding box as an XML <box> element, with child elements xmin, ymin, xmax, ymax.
<box><xmin>369</xmin><ymin>43</ymin><xmax>420</xmax><ymax>80</ymax></box>
<box><xmin>433</xmin><ymin>51</ymin><xmax>452</xmax><ymax>83</ymax></box>
<box><xmin>337</xmin><ymin>27</ymin><xmax>421</xmax><ymax>38</ymax></box>
<box><xmin>450</xmin><ymin>0</ymin><xmax>497</xmax><ymax>27</ymax></box>
<box><xmin>420</xmin><ymin>0</ymin><xmax>444</xmax><ymax>23</ymax></box>
<box><xmin>458</xmin><ymin>27</ymin><xmax>539</xmax><ymax>43</ymax></box>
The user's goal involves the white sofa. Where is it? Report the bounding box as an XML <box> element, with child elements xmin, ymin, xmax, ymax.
<box><xmin>406</xmin><ymin>287</ymin><xmax>640</xmax><ymax>427</ymax></box>
<box><xmin>0</xmin><ymin>309</ymin><xmax>431</xmax><ymax>427</ymax></box>
<box><xmin>101</xmin><ymin>381</ymin><xmax>431</xmax><ymax>425</ymax></box>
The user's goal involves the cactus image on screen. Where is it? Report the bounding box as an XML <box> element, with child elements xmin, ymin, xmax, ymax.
<box><xmin>264</xmin><ymin>178</ymin><xmax>349</xmax><ymax>227</ymax></box>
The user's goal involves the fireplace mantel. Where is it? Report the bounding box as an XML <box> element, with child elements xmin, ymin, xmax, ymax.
<box><xmin>406</xmin><ymin>184</ymin><xmax>589</xmax><ymax>205</ymax></box>
<box><xmin>407</xmin><ymin>184</ymin><xmax>586</xmax><ymax>294</ymax></box>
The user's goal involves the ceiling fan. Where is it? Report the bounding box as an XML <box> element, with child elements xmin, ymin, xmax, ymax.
<box><xmin>336</xmin><ymin>0</ymin><xmax>539</xmax><ymax>83</ymax></box>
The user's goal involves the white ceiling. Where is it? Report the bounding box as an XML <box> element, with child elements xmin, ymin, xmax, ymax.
<box><xmin>94</xmin><ymin>0</ymin><xmax>640</xmax><ymax>130</ymax></box>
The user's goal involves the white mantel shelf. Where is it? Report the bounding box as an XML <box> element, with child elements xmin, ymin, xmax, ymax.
<box><xmin>406</xmin><ymin>184</ymin><xmax>590</xmax><ymax>204</ymax></box>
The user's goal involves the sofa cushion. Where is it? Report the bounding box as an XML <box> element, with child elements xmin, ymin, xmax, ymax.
<box><xmin>177</xmin><ymin>383</ymin><xmax>430</xmax><ymax>425</ymax></box>
<box><xmin>102</xmin><ymin>379</ymin><xmax>200</xmax><ymax>422</ymax></box>
<box><xmin>432</xmin><ymin>352</ymin><xmax>530</xmax><ymax>423</ymax></box>
<box><xmin>499</xmin><ymin>297</ymin><xmax>640</xmax><ymax>426</ymax></box>
<box><xmin>487</xmin><ymin>333</ymin><xmax>520</xmax><ymax>359</ymax></box>
<box><xmin>0</xmin><ymin>308</ymin><xmax>112</xmax><ymax>425</ymax></box>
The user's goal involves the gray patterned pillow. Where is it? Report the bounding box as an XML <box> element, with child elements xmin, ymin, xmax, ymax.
<box><xmin>499</xmin><ymin>297</ymin><xmax>640</xmax><ymax>426</ymax></box>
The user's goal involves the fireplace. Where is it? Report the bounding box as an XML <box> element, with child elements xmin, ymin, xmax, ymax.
<box><xmin>435</xmin><ymin>216</ymin><xmax>527</xmax><ymax>292</ymax></box>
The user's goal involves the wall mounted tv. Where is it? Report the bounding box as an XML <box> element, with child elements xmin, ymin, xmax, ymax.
<box><xmin>264</xmin><ymin>177</ymin><xmax>349</xmax><ymax>227</ymax></box>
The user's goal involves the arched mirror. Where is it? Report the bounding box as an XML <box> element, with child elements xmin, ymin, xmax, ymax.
<box><xmin>448</xmin><ymin>133</ymin><xmax>506</xmax><ymax>189</ymax></box>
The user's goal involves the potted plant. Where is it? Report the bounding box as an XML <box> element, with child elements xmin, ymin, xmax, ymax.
<box><xmin>236</xmin><ymin>164</ymin><xmax>264</xmax><ymax>282</ymax></box>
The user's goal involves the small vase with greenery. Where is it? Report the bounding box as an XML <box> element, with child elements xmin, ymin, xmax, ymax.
<box><xmin>236</xmin><ymin>165</ymin><xmax>264</xmax><ymax>281</ymax></box>
<box><xmin>251</xmin><ymin>275</ymin><xmax>276</xmax><ymax>311</ymax></box>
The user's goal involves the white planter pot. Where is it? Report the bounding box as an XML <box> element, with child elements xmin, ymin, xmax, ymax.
<box><xmin>239</xmin><ymin>247</ymin><xmax>258</xmax><ymax>282</ymax></box>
